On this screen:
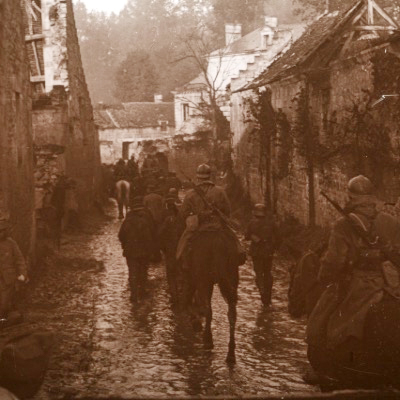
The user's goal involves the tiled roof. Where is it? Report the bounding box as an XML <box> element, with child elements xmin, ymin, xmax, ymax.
<box><xmin>176</xmin><ymin>73</ymin><xmax>209</xmax><ymax>92</ymax></box>
<box><xmin>94</xmin><ymin>102</ymin><xmax>175</xmax><ymax>129</ymax></box>
<box><xmin>241</xmin><ymin>0</ymin><xmax>365</xmax><ymax>90</ymax></box>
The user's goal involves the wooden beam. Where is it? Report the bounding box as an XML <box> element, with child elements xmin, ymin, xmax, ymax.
<box><xmin>25</xmin><ymin>33</ymin><xmax>45</xmax><ymax>42</ymax></box>
<box><xmin>30</xmin><ymin>75</ymin><xmax>45</xmax><ymax>83</ymax></box>
<box><xmin>352</xmin><ymin>5</ymin><xmax>367</xmax><ymax>24</ymax></box>
<box><xmin>353</xmin><ymin>25</ymin><xmax>397</xmax><ymax>31</ymax></box>
<box><xmin>27</xmin><ymin>3</ymin><xmax>38</xmax><ymax>21</ymax></box>
<box><xmin>371</xmin><ymin>0</ymin><xmax>398</xmax><ymax>28</ymax></box>
<box><xmin>31</xmin><ymin>41</ymin><xmax>42</xmax><ymax>76</ymax></box>
<box><xmin>339</xmin><ymin>31</ymin><xmax>355</xmax><ymax>57</ymax></box>
<box><xmin>31</xmin><ymin>0</ymin><xmax>42</xmax><ymax>14</ymax></box>
<box><xmin>368</xmin><ymin>0</ymin><xmax>374</xmax><ymax>24</ymax></box>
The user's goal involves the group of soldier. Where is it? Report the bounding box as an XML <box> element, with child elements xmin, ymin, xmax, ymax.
<box><xmin>2</xmin><ymin>151</ymin><xmax>399</xmax><ymax>383</ymax></box>
<box><xmin>117</xmin><ymin>162</ymin><xmax>279</xmax><ymax>307</ymax></box>
<box><xmin>117</xmin><ymin>163</ymin><xmax>400</xmax><ymax>381</ymax></box>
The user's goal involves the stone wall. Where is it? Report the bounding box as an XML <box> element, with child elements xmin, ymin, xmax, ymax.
<box><xmin>174</xmin><ymin>90</ymin><xmax>211</xmax><ymax>134</ymax></box>
<box><xmin>31</xmin><ymin>0</ymin><xmax>101</xmax><ymax>212</ymax></box>
<box><xmin>0</xmin><ymin>0</ymin><xmax>35</xmax><ymax>260</ymax></box>
<box><xmin>100</xmin><ymin>130</ymin><xmax>214</xmax><ymax>182</ymax></box>
<box><xmin>99</xmin><ymin>126</ymin><xmax>176</xmax><ymax>165</ymax></box>
<box><xmin>231</xmin><ymin>45</ymin><xmax>400</xmax><ymax>227</ymax></box>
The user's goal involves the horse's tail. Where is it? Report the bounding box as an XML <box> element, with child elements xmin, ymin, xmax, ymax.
<box><xmin>116</xmin><ymin>180</ymin><xmax>129</xmax><ymax>203</ymax></box>
<box><xmin>123</xmin><ymin>181</ymin><xmax>130</xmax><ymax>206</ymax></box>
<box><xmin>121</xmin><ymin>181</ymin><xmax>127</xmax><ymax>201</ymax></box>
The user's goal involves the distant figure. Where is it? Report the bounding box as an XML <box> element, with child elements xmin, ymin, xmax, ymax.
<box><xmin>127</xmin><ymin>155</ymin><xmax>139</xmax><ymax>181</ymax></box>
<box><xmin>118</xmin><ymin>197</ymin><xmax>154</xmax><ymax>302</ymax></box>
<box><xmin>0</xmin><ymin>216</ymin><xmax>27</xmax><ymax>320</ymax></box>
<box><xmin>166</xmin><ymin>171</ymin><xmax>182</xmax><ymax>192</ymax></box>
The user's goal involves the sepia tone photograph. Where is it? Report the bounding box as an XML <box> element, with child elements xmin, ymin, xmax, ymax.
<box><xmin>2</xmin><ymin>0</ymin><xmax>400</xmax><ymax>399</ymax></box>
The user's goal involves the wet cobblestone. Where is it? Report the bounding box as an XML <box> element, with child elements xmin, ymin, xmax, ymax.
<box><xmin>27</xmin><ymin>204</ymin><xmax>318</xmax><ymax>399</ymax></box>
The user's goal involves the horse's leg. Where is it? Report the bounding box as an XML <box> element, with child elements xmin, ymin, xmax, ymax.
<box><xmin>219</xmin><ymin>277</ymin><xmax>238</xmax><ymax>364</ymax></box>
<box><xmin>227</xmin><ymin>298</ymin><xmax>237</xmax><ymax>364</ymax></box>
<box><xmin>118</xmin><ymin>201</ymin><xmax>124</xmax><ymax>219</ymax></box>
<box><xmin>203</xmin><ymin>284</ymin><xmax>214</xmax><ymax>349</ymax></box>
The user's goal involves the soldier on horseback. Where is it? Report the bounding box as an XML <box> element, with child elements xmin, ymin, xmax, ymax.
<box><xmin>176</xmin><ymin>163</ymin><xmax>244</xmax><ymax>363</ymax></box>
<box><xmin>306</xmin><ymin>175</ymin><xmax>400</xmax><ymax>383</ymax></box>
<box><xmin>177</xmin><ymin>164</ymin><xmax>232</xmax><ymax>261</ymax></box>
<box><xmin>114</xmin><ymin>158</ymin><xmax>128</xmax><ymax>182</ymax></box>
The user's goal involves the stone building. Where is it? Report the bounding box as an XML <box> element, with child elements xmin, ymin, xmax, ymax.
<box><xmin>94</xmin><ymin>99</ymin><xmax>215</xmax><ymax>181</ymax></box>
<box><xmin>231</xmin><ymin>0</ymin><xmax>400</xmax><ymax>226</ymax></box>
<box><xmin>24</xmin><ymin>0</ymin><xmax>101</xmax><ymax>212</ymax></box>
<box><xmin>94</xmin><ymin>100</ymin><xmax>175</xmax><ymax>165</ymax></box>
<box><xmin>174</xmin><ymin>20</ymin><xmax>304</xmax><ymax>134</ymax></box>
<box><xmin>0</xmin><ymin>0</ymin><xmax>36</xmax><ymax>261</ymax></box>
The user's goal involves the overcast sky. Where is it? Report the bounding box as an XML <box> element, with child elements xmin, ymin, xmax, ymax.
<box><xmin>75</xmin><ymin>0</ymin><xmax>128</xmax><ymax>14</ymax></box>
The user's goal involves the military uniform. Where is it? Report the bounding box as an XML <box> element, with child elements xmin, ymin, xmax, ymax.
<box><xmin>307</xmin><ymin>176</ymin><xmax>400</xmax><ymax>351</ymax></box>
<box><xmin>118</xmin><ymin>204</ymin><xmax>154</xmax><ymax>301</ymax></box>
<box><xmin>159</xmin><ymin>199</ymin><xmax>185</xmax><ymax>301</ymax></box>
<box><xmin>0</xmin><ymin>238</ymin><xmax>27</xmax><ymax>317</ymax></box>
<box><xmin>144</xmin><ymin>191</ymin><xmax>164</xmax><ymax>225</ymax></box>
<box><xmin>246</xmin><ymin>206</ymin><xmax>278</xmax><ymax>306</ymax></box>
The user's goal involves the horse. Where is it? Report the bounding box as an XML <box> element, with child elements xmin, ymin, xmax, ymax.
<box><xmin>115</xmin><ymin>180</ymin><xmax>130</xmax><ymax>219</ymax></box>
<box><xmin>184</xmin><ymin>231</ymin><xmax>239</xmax><ymax>364</ymax></box>
<box><xmin>290</xmin><ymin>250</ymin><xmax>400</xmax><ymax>387</ymax></box>
<box><xmin>288</xmin><ymin>250</ymin><xmax>325</xmax><ymax>318</ymax></box>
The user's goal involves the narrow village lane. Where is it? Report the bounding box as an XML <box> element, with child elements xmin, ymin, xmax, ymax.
<box><xmin>30</xmin><ymin>203</ymin><xmax>317</xmax><ymax>399</ymax></box>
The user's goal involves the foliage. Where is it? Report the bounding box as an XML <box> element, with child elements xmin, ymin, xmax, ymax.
<box><xmin>74</xmin><ymin>0</ymin><xmax>301</xmax><ymax>103</ymax></box>
<box><xmin>114</xmin><ymin>51</ymin><xmax>159</xmax><ymax>102</ymax></box>
<box><xmin>74</xmin><ymin>2</ymin><xmax>118</xmax><ymax>103</ymax></box>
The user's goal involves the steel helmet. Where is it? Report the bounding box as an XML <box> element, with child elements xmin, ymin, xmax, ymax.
<box><xmin>348</xmin><ymin>175</ymin><xmax>374</xmax><ymax>196</ymax></box>
<box><xmin>253</xmin><ymin>203</ymin><xmax>266</xmax><ymax>217</ymax></box>
<box><xmin>196</xmin><ymin>164</ymin><xmax>211</xmax><ymax>180</ymax></box>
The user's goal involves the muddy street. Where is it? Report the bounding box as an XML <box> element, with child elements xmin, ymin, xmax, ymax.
<box><xmin>28</xmin><ymin>203</ymin><xmax>316</xmax><ymax>399</ymax></box>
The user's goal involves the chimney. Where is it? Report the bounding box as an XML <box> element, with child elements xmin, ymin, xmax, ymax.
<box><xmin>225</xmin><ymin>24</ymin><xmax>242</xmax><ymax>46</ymax></box>
<box><xmin>261</xmin><ymin>17</ymin><xmax>278</xmax><ymax>47</ymax></box>
<box><xmin>154</xmin><ymin>94</ymin><xmax>163</xmax><ymax>103</ymax></box>
<box><xmin>264</xmin><ymin>16</ymin><xmax>278</xmax><ymax>29</ymax></box>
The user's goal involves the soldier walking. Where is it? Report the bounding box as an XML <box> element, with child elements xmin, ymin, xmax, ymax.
<box><xmin>246</xmin><ymin>204</ymin><xmax>279</xmax><ymax>307</ymax></box>
<box><xmin>0</xmin><ymin>216</ymin><xmax>28</xmax><ymax>320</ymax></box>
<box><xmin>118</xmin><ymin>197</ymin><xmax>154</xmax><ymax>302</ymax></box>
<box><xmin>158</xmin><ymin>191</ymin><xmax>185</xmax><ymax>303</ymax></box>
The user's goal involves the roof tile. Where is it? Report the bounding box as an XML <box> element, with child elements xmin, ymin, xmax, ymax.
<box><xmin>94</xmin><ymin>102</ymin><xmax>175</xmax><ymax>129</ymax></box>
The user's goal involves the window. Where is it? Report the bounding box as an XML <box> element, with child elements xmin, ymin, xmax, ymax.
<box><xmin>262</xmin><ymin>33</ymin><xmax>273</xmax><ymax>48</ymax></box>
<box><xmin>160</xmin><ymin>121</ymin><xmax>168</xmax><ymax>132</ymax></box>
<box><xmin>182</xmin><ymin>103</ymin><xmax>190</xmax><ymax>121</ymax></box>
